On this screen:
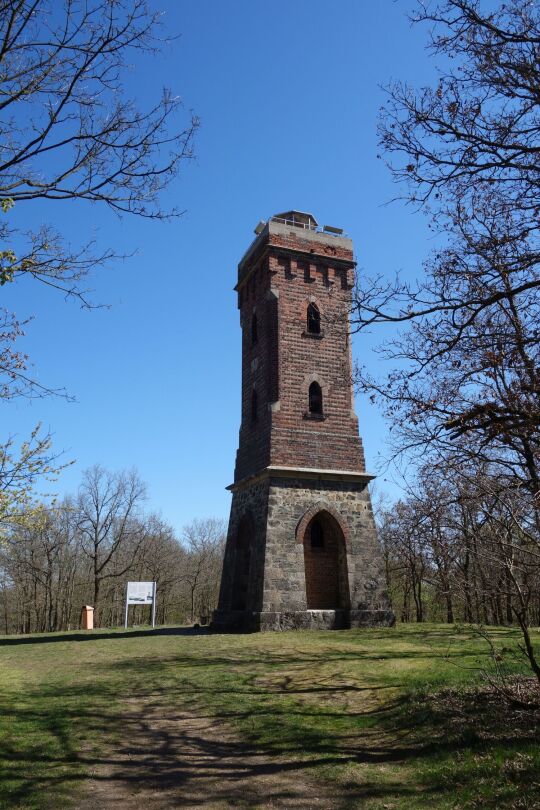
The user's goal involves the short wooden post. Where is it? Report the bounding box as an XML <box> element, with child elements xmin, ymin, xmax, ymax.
<box><xmin>81</xmin><ymin>605</ymin><xmax>94</xmax><ymax>630</ymax></box>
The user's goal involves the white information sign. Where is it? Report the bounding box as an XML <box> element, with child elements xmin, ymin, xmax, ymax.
<box><xmin>124</xmin><ymin>581</ymin><xmax>156</xmax><ymax>628</ymax></box>
<box><xmin>127</xmin><ymin>581</ymin><xmax>155</xmax><ymax>605</ymax></box>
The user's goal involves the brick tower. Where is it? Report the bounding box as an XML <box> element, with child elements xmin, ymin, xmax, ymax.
<box><xmin>212</xmin><ymin>211</ymin><xmax>394</xmax><ymax>632</ymax></box>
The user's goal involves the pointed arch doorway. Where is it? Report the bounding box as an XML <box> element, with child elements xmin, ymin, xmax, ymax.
<box><xmin>302</xmin><ymin>510</ymin><xmax>351</xmax><ymax>610</ymax></box>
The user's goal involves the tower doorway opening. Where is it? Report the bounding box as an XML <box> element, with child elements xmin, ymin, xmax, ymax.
<box><xmin>303</xmin><ymin>511</ymin><xmax>350</xmax><ymax>609</ymax></box>
<box><xmin>231</xmin><ymin>515</ymin><xmax>253</xmax><ymax>610</ymax></box>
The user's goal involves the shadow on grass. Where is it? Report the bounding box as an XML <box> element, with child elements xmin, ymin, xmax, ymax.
<box><xmin>0</xmin><ymin>623</ymin><xmax>521</xmax><ymax>647</ymax></box>
<box><xmin>0</xmin><ymin>680</ymin><xmax>451</xmax><ymax>809</ymax></box>
<box><xmin>1</xmin><ymin>636</ymin><xmax>539</xmax><ymax>809</ymax></box>
<box><xmin>0</xmin><ymin>625</ymin><xmax>210</xmax><ymax>646</ymax></box>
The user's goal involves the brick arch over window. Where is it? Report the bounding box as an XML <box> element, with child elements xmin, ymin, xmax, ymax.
<box><xmin>302</xmin><ymin>373</ymin><xmax>329</xmax><ymax>409</ymax></box>
<box><xmin>296</xmin><ymin>502</ymin><xmax>351</xmax><ymax>548</ymax></box>
<box><xmin>308</xmin><ymin>381</ymin><xmax>323</xmax><ymax>415</ymax></box>
<box><xmin>304</xmin><ymin>296</ymin><xmax>323</xmax><ymax>327</ymax></box>
<box><xmin>306</xmin><ymin>301</ymin><xmax>321</xmax><ymax>334</ymax></box>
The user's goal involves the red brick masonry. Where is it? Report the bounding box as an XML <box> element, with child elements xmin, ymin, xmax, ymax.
<box><xmin>212</xmin><ymin>215</ymin><xmax>394</xmax><ymax>632</ymax></box>
<box><xmin>234</xmin><ymin>222</ymin><xmax>365</xmax><ymax>482</ymax></box>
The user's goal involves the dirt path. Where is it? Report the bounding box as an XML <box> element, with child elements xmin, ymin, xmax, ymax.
<box><xmin>77</xmin><ymin>698</ymin><xmax>341</xmax><ymax>809</ymax></box>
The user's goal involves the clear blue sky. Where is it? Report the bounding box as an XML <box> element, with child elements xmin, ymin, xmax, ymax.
<box><xmin>4</xmin><ymin>1</ymin><xmax>437</xmax><ymax>531</ymax></box>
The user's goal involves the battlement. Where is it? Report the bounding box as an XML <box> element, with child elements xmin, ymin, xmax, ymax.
<box><xmin>237</xmin><ymin>211</ymin><xmax>354</xmax><ymax>291</ymax></box>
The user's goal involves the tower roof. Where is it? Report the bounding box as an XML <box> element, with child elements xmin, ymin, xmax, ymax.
<box><xmin>271</xmin><ymin>210</ymin><xmax>319</xmax><ymax>229</ymax></box>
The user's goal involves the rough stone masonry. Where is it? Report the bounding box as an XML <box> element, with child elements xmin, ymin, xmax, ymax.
<box><xmin>211</xmin><ymin>211</ymin><xmax>394</xmax><ymax>632</ymax></box>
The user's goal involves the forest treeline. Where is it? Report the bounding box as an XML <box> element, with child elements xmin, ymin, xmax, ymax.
<box><xmin>353</xmin><ymin>0</ymin><xmax>540</xmax><ymax>688</ymax></box>
<box><xmin>0</xmin><ymin>1</ymin><xmax>203</xmax><ymax>637</ymax></box>
<box><xmin>376</xmin><ymin>458</ymin><xmax>540</xmax><ymax>633</ymax></box>
<box><xmin>0</xmin><ymin>466</ymin><xmax>224</xmax><ymax>634</ymax></box>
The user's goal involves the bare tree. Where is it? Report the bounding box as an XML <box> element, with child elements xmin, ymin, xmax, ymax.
<box><xmin>136</xmin><ymin>515</ymin><xmax>185</xmax><ymax>624</ymax></box>
<box><xmin>377</xmin><ymin>498</ymin><xmax>430</xmax><ymax>622</ymax></box>
<box><xmin>1</xmin><ymin>499</ymin><xmax>80</xmax><ymax>632</ymax></box>
<box><xmin>0</xmin><ymin>0</ymin><xmax>197</xmax><ymax>282</ymax></box>
<box><xmin>76</xmin><ymin>465</ymin><xmax>147</xmax><ymax>624</ymax></box>
<box><xmin>353</xmin><ymin>0</ymin><xmax>539</xmax><ymax>488</ymax></box>
<box><xmin>181</xmin><ymin>518</ymin><xmax>225</xmax><ymax>623</ymax></box>
<box><xmin>0</xmin><ymin>0</ymin><xmax>198</xmax><ymax>399</ymax></box>
<box><xmin>0</xmin><ymin>461</ymin><xmax>227</xmax><ymax>633</ymax></box>
<box><xmin>351</xmin><ymin>0</ymin><xmax>540</xmax><ymax>683</ymax></box>
<box><xmin>0</xmin><ymin>2</ymin><xmax>198</xmax><ymax>529</ymax></box>
<box><xmin>378</xmin><ymin>456</ymin><xmax>540</xmax><ymax>693</ymax></box>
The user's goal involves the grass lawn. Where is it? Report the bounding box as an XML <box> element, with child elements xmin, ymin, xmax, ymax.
<box><xmin>1</xmin><ymin>623</ymin><xmax>539</xmax><ymax>809</ymax></box>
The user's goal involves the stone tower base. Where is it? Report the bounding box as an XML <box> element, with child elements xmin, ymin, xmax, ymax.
<box><xmin>211</xmin><ymin>467</ymin><xmax>395</xmax><ymax>633</ymax></box>
<box><xmin>211</xmin><ymin>608</ymin><xmax>394</xmax><ymax>633</ymax></box>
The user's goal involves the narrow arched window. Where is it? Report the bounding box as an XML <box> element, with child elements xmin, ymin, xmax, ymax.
<box><xmin>251</xmin><ymin>388</ymin><xmax>258</xmax><ymax>422</ymax></box>
<box><xmin>309</xmin><ymin>381</ymin><xmax>323</xmax><ymax>415</ymax></box>
<box><xmin>307</xmin><ymin>303</ymin><xmax>321</xmax><ymax>335</ymax></box>
<box><xmin>251</xmin><ymin>313</ymin><xmax>258</xmax><ymax>345</ymax></box>
<box><xmin>310</xmin><ymin>518</ymin><xmax>324</xmax><ymax>549</ymax></box>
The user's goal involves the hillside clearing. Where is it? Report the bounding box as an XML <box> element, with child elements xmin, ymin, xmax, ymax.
<box><xmin>1</xmin><ymin>624</ymin><xmax>539</xmax><ymax>809</ymax></box>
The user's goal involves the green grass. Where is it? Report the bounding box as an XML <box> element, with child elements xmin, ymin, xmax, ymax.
<box><xmin>1</xmin><ymin>624</ymin><xmax>539</xmax><ymax>809</ymax></box>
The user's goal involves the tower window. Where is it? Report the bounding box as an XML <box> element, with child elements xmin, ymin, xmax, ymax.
<box><xmin>310</xmin><ymin>519</ymin><xmax>324</xmax><ymax>549</ymax></box>
<box><xmin>307</xmin><ymin>303</ymin><xmax>321</xmax><ymax>335</ymax></box>
<box><xmin>308</xmin><ymin>381</ymin><xmax>323</xmax><ymax>415</ymax></box>
<box><xmin>251</xmin><ymin>388</ymin><xmax>258</xmax><ymax>422</ymax></box>
<box><xmin>251</xmin><ymin>313</ymin><xmax>258</xmax><ymax>345</ymax></box>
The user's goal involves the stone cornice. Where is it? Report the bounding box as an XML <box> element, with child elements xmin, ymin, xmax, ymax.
<box><xmin>227</xmin><ymin>465</ymin><xmax>375</xmax><ymax>492</ymax></box>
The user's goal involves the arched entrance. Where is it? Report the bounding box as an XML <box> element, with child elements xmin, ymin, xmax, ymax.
<box><xmin>302</xmin><ymin>511</ymin><xmax>350</xmax><ymax>609</ymax></box>
<box><xmin>231</xmin><ymin>515</ymin><xmax>253</xmax><ymax>610</ymax></box>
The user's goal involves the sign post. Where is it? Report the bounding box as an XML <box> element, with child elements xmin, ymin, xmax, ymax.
<box><xmin>125</xmin><ymin>581</ymin><xmax>157</xmax><ymax>629</ymax></box>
